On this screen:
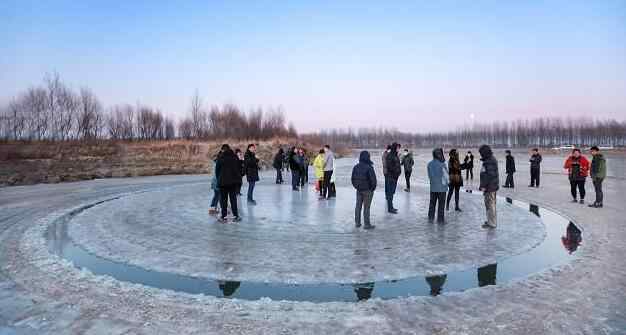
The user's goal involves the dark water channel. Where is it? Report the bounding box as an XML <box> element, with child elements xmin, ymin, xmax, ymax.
<box><xmin>46</xmin><ymin>197</ymin><xmax>580</xmax><ymax>302</ymax></box>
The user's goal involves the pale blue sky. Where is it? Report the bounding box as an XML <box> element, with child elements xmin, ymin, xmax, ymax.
<box><xmin>1</xmin><ymin>1</ymin><xmax>625</xmax><ymax>132</ymax></box>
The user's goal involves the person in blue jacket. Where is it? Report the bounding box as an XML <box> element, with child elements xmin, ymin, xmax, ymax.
<box><xmin>427</xmin><ymin>148</ymin><xmax>449</xmax><ymax>223</ymax></box>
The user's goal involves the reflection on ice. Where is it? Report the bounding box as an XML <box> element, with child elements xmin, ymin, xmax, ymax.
<box><xmin>46</xmin><ymin>193</ymin><xmax>579</xmax><ymax>302</ymax></box>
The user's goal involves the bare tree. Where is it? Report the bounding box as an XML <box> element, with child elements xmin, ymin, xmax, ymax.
<box><xmin>44</xmin><ymin>72</ymin><xmax>62</xmax><ymax>140</ymax></box>
<box><xmin>7</xmin><ymin>98</ymin><xmax>26</xmax><ymax>140</ymax></box>
<box><xmin>189</xmin><ymin>90</ymin><xmax>208</xmax><ymax>138</ymax></box>
<box><xmin>178</xmin><ymin>118</ymin><xmax>193</xmax><ymax>139</ymax></box>
<box><xmin>164</xmin><ymin>117</ymin><xmax>175</xmax><ymax>140</ymax></box>
<box><xmin>56</xmin><ymin>86</ymin><xmax>79</xmax><ymax>140</ymax></box>
<box><xmin>77</xmin><ymin>88</ymin><xmax>104</xmax><ymax>140</ymax></box>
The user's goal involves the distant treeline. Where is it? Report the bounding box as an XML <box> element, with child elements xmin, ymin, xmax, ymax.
<box><xmin>301</xmin><ymin>117</ymin><xmax>626</xmax><ymax>149</ymax></box>
<box><xmin>2</xmin><ymin>74</ymin><xmax>625</xmax><ymax>148</ymax></box>
<box><xmin>0</xmin><ymin>73</ymin><xmax>297</xmax><ymax>142</ymax></box>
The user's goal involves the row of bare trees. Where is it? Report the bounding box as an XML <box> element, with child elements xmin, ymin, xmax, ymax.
<box><xmin>3</xmin><ymin>74</ymin><xmax>623</xmax><ymax>146</ymax></box>
<box><xmin>0</xmin><ymin>73</ymin><xmax>177</xmax><ymax>141</ymax></box>
<box><xmin>177</xmin><ymin>91</ymin><xmax>297</xmax><ymax>140</ymax></box>
<box><xmin>302</xmin><ymin>117</ymin><xmax>626</xmax><ymax>149</ymax></box>
<box><xmin>0</xmin><ymin>75</ymin><xmax>296</xmax><ymax>142</ymax></box>
<box><xmin>0</xmin><ymin>73</ymin><xmax>108</xmax><ymax>141</ymax></box>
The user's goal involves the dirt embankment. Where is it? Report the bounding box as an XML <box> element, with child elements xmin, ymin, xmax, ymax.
<box><xmin>0</xmin><ymin>139</ymin><xmax>341</xmax><ymax>186</ymax></box>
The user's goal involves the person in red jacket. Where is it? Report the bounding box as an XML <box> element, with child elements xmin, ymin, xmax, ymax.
<box><xmin>563</xmin><ymin>148</ymin><xmax>590</xmax><ymax>204</ymax></box>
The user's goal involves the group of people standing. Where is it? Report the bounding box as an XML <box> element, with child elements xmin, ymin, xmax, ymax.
<box><xmin>353</xmin><ymin>144</ymin><xmax>608</xmax><ymax>231</ymax></box>
<box><xmin>210</xmin><ymin>142</ymin><xmax>608</xmax><ymax>225</ymax></box>
<box><xmin>498</xmin><ymin>146</ymin><xmax>606</xmax><ymax>208</ymax></box>
<box><xmin>424</xmin><ymin>145</ymin><xmax>498</xmax><ymax>228</ymax></box>
<box><xmin>351</xmin><ymin>144</ymin><xmax>498</xmax><ymax>230</ymax></box>
<box><xmin>272</xmin><ymin>145</ymin><xmax>336</xmax><ymax>198</ymax></box>
<box><xmin>209</xmin><ymin>143</ymin><xmax>260</xmax><ymax>222</ymax></box>
<box><xmin>563</xmin><ymin>146</ymin><xmax>606</xmax><ymax>208</ymax></box>
<box><xmin>316</xmin><ymin>145</ymin><xmax>336</xmax><ymax>199</ymax></box>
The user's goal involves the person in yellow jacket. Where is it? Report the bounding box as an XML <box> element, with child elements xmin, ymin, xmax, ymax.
<box><xmin>313</xmin><ymin>149</ymin><xmax>325</xmax><ymax>197</ymax></box>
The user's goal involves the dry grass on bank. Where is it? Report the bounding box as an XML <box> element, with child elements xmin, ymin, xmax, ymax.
<box><xmin>0</xmin><ymin>138</ymin><xmax>343</xmax><ymax>186</ymax></box>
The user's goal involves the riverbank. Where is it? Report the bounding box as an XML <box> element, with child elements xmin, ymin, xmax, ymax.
<box><xmin>0</xmin><ymin>139</ymin><xmax>343</xmax><ymax>186</ymax></box>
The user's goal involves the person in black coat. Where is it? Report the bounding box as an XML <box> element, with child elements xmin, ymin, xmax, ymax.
<box><xmin>351</xmin><ymin>150</ymin><xmax>377</xmax><ymax>229</ymax></box>
<box><xmin>529</xmin><ymin>148</ymin><xmax>542</xmax><ymax>187</ymax></box>
<box><xmin>479</xmin><ymin>145</ymin><xmax>499</xmax><ymax>229</ymax></box>
<box><xmin>288</xmin><ymin>147</ymin><xmax>300</xmax><ymax>191</ymax></box>
<box><xmin>464</xmin><ymin>151</ymin><xmax>474</xmax><ymax>181</ymax></box>
<box><xmin>244</xmin><ymin>144</ymin><xmax>260</xmax><ymax>204</ymax></box>
<box><xmin>216</xmin><ymin>144</ymin><xmax>242</xmax><ymax>221</ymax></box>
<box><xmin>384</xmin><ymin>142</ymin><xmax>402</xmax><ymax>214</ymax></box>
<box><xmin>504</xmin><ymin>150</ymin><xmax>516</xmax><ymax>188</ymax></box>
<box><xmin>273</xmin><ymin>148</ymin><xmax>284</xmax><ymax>184</ymax></box>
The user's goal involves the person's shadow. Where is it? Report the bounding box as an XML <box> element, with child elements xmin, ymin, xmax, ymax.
<box><xmin>477</xmin><ymin>263</ymin><xmax>497</xmax><ymax>287</ymax></box>
<box><xmin>218</xmin><ymin>280</ymin><xmax>241</xmax><ymax>297</ymax></box>
<box><xmin>425</xmin><ymin>274</ymin><xmax>447</xmax><ymax>296</ymax></box>
<box><xmin>353</xmin><ymin>282</ymin><xmax>375</xmax><ymax>301</ymax></box>
<box><xmin>529</xmin><ymin>204</ymin><xmax>540</xmax><ymax>217</ymax></box>
<box><xmin>561</xmin><ymin>222</ymin><xmax>582</xmax><ymax>254</ymax></box>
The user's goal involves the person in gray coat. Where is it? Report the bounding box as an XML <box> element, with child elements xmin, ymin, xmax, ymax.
<box><xmin>321</xmin><ymin>145</ymin><xmax>335</xmax><ymax>199</ymax></box>
<box><xmin>427</xmin><ymin>148</ymin><xmax>449</xmax><ymax>223</ymax></box>
<box><xmin>401</xmin><ymin>149</ymin><xmax>415</xmax><ymax>192</ymax></box>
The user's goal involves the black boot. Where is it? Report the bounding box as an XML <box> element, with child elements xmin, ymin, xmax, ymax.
<box><xmin>387</xmin><ymin>200</ymin><xmax>398</xmax><ymax>214</ymax></box>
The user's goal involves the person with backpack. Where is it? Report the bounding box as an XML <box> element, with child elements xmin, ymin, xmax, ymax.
<box><xmin>589</xmin><ymin>146</ymin><xmax>606</xmax><ymax>208</ymax></box>
<box><xmin>503</xmin><ymin>150</ymin><xmax>516</xmax><ymax>188</ymax></box>
<box><xmin>564</xmin><ymin>148</ymin><xmax>590</xmax><ymax>204</ymax></box>
<box><xmin>351</xmin><ymin>150</ymin><xmax>377</xmax><ymax>230</ymax></box>
<box><xmin>529</xmin><ymin>148</ymin><xmax>542</xmax><ymax>187</ymax></box>
<box><xmin>479</xmin><ymin>144</ymin><xmax>499</xmax><ymax>229</ymax></box>
<box><xmin>244</xmin><ymin>144</ymin><xmax>260</xmax><ymax>204</ymax></box>
<box><xmin>446</xmin><ymin>149</ymin><xmax>465</xmax><ymax>212</ymax></box>
<box><xmin>401</xmin><ymin>148</ymin><xmax>415</xmax><ymax>192</ymax></box>
<box><xmin>385</xmin><ymin>143</ymin><xmax>402</xmax><ymax>213</ymax></box>
<box><xmin>273</xmin><ymin>148</ymin><xmax>284</xmax><ymax>184</ymax></box>
<box><xmin>215</xmin><ymin>144</ymin><xmax>242</xmax><ymax>222</ymax></box>
<box><xmin>427</xmin><ymin>148</ymin><xmax>449</xmax><ymax>223</ymax></box>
